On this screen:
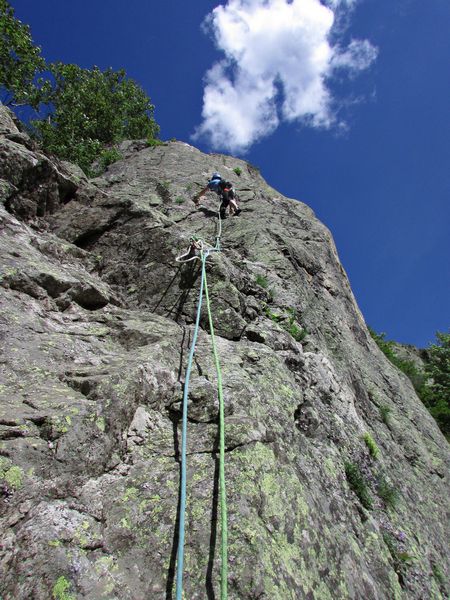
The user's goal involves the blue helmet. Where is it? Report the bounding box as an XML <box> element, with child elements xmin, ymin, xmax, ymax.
<box><xmin>211</xmin><ymin>172</ymin><xmax>221</xmax><ymax>180</ymax></box>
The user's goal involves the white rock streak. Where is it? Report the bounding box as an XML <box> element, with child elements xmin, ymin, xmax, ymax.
<box><xmin>193</xmin><ymin>0</ymin><xmax>377</xmax><ymax>152</ymax></box>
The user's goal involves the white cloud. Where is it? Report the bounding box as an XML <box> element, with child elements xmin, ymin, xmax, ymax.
<box><xmin>331</xmin><ymin>39</ymin><xmax>379</xmax><ymax>71</ymax></box>
<box><xmin>193</xmin><ymin>0</ymin><xmax>377</xmax><ymax>153</ymax></box>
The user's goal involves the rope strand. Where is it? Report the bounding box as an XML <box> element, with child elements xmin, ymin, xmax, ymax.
<box><xmin>175</xmin><ymin>197</ymin><xmax>227</xmax><ymax>599</ymax></box>
<box><xmin>203</xmin><ymin>264</ymin><xmax>228</xmax><ymax>600</ymax></box>
<box><xmin>175</xmin><ymin>251</ymin><xmax>207</xmax><ymax>600</ymax></box>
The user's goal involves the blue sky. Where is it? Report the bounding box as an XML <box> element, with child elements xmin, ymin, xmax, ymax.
<box><xmin>11</xmin><ymin>0</ymin><xmax>449</xmax><ymax>347</ymax></box>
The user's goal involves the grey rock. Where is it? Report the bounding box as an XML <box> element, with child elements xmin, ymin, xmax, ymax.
<box><xmin>0</xmin><ymin>103</ymin><xmax>448</xmax><ymax>600</ymax></box>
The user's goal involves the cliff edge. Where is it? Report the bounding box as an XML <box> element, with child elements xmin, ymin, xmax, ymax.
<box><xmin>0</xmin><ymin>104</ymin><xmax>449</xmax><ymax>599</ymax></box>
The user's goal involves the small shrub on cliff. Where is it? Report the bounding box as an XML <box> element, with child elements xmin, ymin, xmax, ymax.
<box><xmin>370</xmin><ymin>328</ymin><xmax>449</xmax><ymax>441</ymax></box>
<box><xmin>287</xmin><ymin>321</ymin><xmax>308</xmax><ymax>342</ymax></box>
<box><xmin>255</xmin><ymin>274</ymin><xmax>269</xmax><ymax>288</ymax></box>
<box><xmin>363</xmin><ymin>432</ymin><xmax>380</xmax><ymax>459</ymax></box>
<box><xmin>233</xmin><ymin>166</ymin><xmax>242</xmax><ymax>176</ymax></box>
<box><xmin>94</xmin><ymin>148</ymin><xmax>123</xmax><ymax>175</ymax></box>
<box><xmin>421</xmin><ymin>331</ymin><xmax>450</xmax><ymax>440</ymax></box>
<box><xmin>264</xmin><ymin>306</ymin><xmax>307</xmax><ymax>341</ymax></box>
<box><xmin>379</xmin><ymin>404</ymin><xmax>391</xmax><ymax>425</ymax></box>
<box><xmin>377</xmin><ymin>476</ymin><xmax>399</xmax><ymax>509</ymax></box>
<box><xmin>284</xmin><ymin>308</ymin><xmax>307</xmax><ymax>342</ymax></box>
<box><xmin>368</xmin><ymin>328</ymin><xmax>422</xmax><ymax>383</ymax></box>
<box><xmin>382</xmin><ymin>532</ymin><xmax>415</xmax><ymax>582</ymax></box>
<box><xmin>264</xmin><ymin>307</ymin><xmax>283</xmax><ymax>322</ymax></box>
<box><xmin>344</xmin><ymin>460</ymin><xmax>373</xmax><ymax>510</ymax></box>
<box><xmin>431</xmin><ymin>563</ymin><xmax>445</xmax><ymax>586</ymax></box>
<box><xmin>147</xmin><ymin>138</ymin><xmax>166</xmax><ymax>148</ymax></box>
<box><xmin>52</xmin><ymin>576</ymin><xmax>75</xmax><ymax>600</ymax></box>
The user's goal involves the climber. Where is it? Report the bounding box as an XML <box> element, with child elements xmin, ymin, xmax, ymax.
<box><xmin>193</xmin><ymin>172</ymin><xmax>241</xmax><ymax>219</ymax></box>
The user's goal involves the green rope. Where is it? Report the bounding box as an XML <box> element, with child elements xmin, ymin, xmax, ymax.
<box><xmin>175</xmin><ymin>198</ymin><xmax>227</xmax><ymax>600</ymax></box>
<box><xmin>176</xmin><ymin>251</ymin><xmax>207</xmax><ymax>600</ymax></box>
<box><xmin>203</xmin><ymin>263</ymin><xmax>228</xmax><ymax>600</ymax></box>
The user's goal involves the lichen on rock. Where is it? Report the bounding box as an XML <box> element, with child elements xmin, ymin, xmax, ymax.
<box><xmin>0</xmin><ymin>103</ymin><xmax>449</xmax><ymax>599</ymax></box>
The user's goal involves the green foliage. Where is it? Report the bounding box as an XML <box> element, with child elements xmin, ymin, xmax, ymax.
<box><xmin>379</xmin><ymin>404</ymin><xmax>391</xmax><ymax>425</ymax></box>
<box><xmin>31</xmin><ymin>63</ymin><xmax>160</xmax><ymax>174</ymax></box>
<box><xmin>286</xmin><ymin>321</ymin><xmax>308</xmax><ymax>342</ymax></box>
<box><xmin>382</xmin><ymin>531</ymin><xmax>396</xmax><ymax>555</ymax></box>
<box><xmin>1</xmin><ymin>2</ymin><xmax>162</xmax><ymax>174</ymax></box>
<box><xmin>397</xmin><ymin>551</ymin><xmax>414</xmax><ymax>564</ymax></box>
<box><xmin>147</xmin><ymin>138</ymin><xmax>166</xmax><ymax>147</ymax></box>
<box><xmin>233</xmin><ymin>166</ymin><xmax>242</xmax><ymax>176</ymax></box>
<box><xmin>0</xmin><ymin>0</ymin><xmax>46</xmax><ymax>107</ymax></box>
<box><xmin>264</xmin><ymin>306</ymin><xmax>307</xmax><ymax>342</ymax></box>
<box><xmin>52</xmin><ymin>576</ymin><xmax>75</xmax><ymax>600</ymax></box>
<box><xmin>264</xmin><ymin>307</ymin><xmax>283</xmax><ymax>323</ymax></box>
<box><xmin>256</xmin><ymin>275</ymin><xmax>276</xmax><ymax>301</ymax></box>
<box><xmin>368</xmin><ymin>327</ymin><xmax>423</xmax><ymax>383</ymax></box>
<box><xmin>175</xmin><ymin>196</ymin><xmax>185</xmax><ymax>204</ymax></box>
<box><xmin>344</xmin><ymin>460</ymin><xmax>373</xmax><ymax>510</ymax></box>
<box><xmin>94</xmin><ymin>148</ymin><xmax>123</xmax><ymax>175</ymax></box>
<box><xmin>377</xmin><ymin>476</ymin><xmax>399</xmax><ymax>509</ymax></box>
<box><xmin>383</xmin><ymin>532</ymin><xmax>415</xmax><ymax>580</ymax></box>
<box><xmin>431</xmin><ymin>563</ymin><xmax>445</xmax><ymax>586</ymax></box>
<box><xmin>421</xmin><ymin>332</ymin><xmax>450</xmax><ymax>439</ymax></box>
<box><xmin>370</xmin><ymin>328</ymin><xmax>450</xmax><ymax>440</ymax></box>
<box><xmin>363</xmin><ymin>432</ymin><xmax>380</xmax><ymax>459</ymax></box>
<box><xmin>284</xmin><ymin>308</ymin><xmax>307</xmax><ymax>342</ymax></box>
<box><xmin>255</xmin><ymin>274</ymin><xmax>269</xmax><ymax>288</ymax></box>
<box><xmin>267</xmin><ymin>287</ymin><xmax>275</xmax><ymax>302</ymax></box>
<box><xmin>4</xmin><ymin>465</ymin><xmax>23</xmax><ymax>489</ymax></box>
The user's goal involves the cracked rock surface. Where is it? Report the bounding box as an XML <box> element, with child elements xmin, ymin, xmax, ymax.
<box><xmin>0</xmin><ymin>104</ymin><xmax>449</xmax><ymax>599</ymax></box>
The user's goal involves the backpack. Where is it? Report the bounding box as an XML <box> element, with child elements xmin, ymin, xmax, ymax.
<box><xmin>207</xmin><ymin>177</ymin><xmax>222</xmax><ymax>193</ymax></box>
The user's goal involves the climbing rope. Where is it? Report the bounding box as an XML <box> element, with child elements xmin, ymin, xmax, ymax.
<box><xmin>175</xmin><ymin>250</ymin><xmax>207</xmax><ymax>600</ymax></box>
<box><xmin>203</xmin><ymin>261</ymin><xmax>228</xmax><ymax>600</ymax></box>
<box><xmin>175</xmin><ymin>200</ymin><xmax>227</xmax><ymax>600</ymax></box>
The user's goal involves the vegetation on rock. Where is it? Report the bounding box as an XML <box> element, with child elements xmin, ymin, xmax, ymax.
<box><xmin>0</xmin><ymin>9</ymin><xmax>449</xmax><ymax>594</ymax></box>
<box><xmin>379</xmin><ymin>404</ymin><xmax>391</xmax><ymax>425</ymax></box>
<box><xmin>376</xmin><ymin>475</ymin><xmax>399</xmax><ymax>510</ymax></box>
<box><xmin>52</xmin><ymin>576</ymin><xmax>75</xmax><ymax>600</ymax></box>
<box><xmin>0</xmin><ymin>1</ymin><xmax>160</xmax><ymax>174</ymax></box>
<box><xmin>1</xmin><ymin>113</ymin><xmax>449</xmax><ymax>599</ymax></box>
<box><xmin>31</xmin><ymin>63</ymin><xmax>159</xmax><ymax>174</ymax></box>
<box><xmin>363</xmin><ymin>431</ymin><xmax>380</xmax><ymax>459</ymax></box>
<box><xmin>421</xmin><ymin>332</ymin><xmax>450</xmax><ymax>439</ymax></box>
<box><xmin>370</xmin><ymin>327</ymin><xmax>449</xmax><ymax>440</ymax></box>
<box><xmin>344</xmin><ymin>460</ymin><xmax>373</xmax><ymax>510</ymax></box>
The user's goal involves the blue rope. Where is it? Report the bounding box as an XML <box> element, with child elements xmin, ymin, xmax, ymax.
<box><xmin>175</xmin><ymin>251</ymin><xmax>207</xmax><ymax>600</ymax></box>
<box><xmin>175</xmin><ymin>200</ymin><xmax>224</xmax><ymax>599</ymax></box>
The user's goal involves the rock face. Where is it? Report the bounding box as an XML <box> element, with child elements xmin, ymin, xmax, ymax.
<box><xmin>0</xmin><ymin>104</ymin><xmax>449</xmax><ymax>599</ymax></box>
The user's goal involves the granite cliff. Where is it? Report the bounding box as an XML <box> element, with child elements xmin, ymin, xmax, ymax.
<box><xmin>0</xmin><ymin>104</ymin><xmax>449</xmax><ymax>599</ymax></box>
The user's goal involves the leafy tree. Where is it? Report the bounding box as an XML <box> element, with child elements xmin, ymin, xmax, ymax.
<box><xmin>368</xmin><ymin>327</ymin><xmax>424</xmax><ymax>389</ymax></box>
<box><xmin>32</xmin><ymin>63</ymin><xmax>160</xmax><ymax>174</ymax></box>
<box><xmin>421</xmin><ymin>332</ymin><xmax>450</xmax><ymax>439</ymax></box>
<box><xmin>370</xmin><ymin>327</ymin><xmax>449</xmax><ymax>440</ymax></box>
<box><xmin>0</xmin><ymin>0</ymin><xmax>45</xmax><ymax>107</ymax></box>
<box><xmin>0</xmin><ymin>4</ymin><xmax>160</xmax><ymax>174</ymax></box>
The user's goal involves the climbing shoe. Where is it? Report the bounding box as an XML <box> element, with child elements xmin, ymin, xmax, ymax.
<box><xmin>234</xmin><ymin>208</ymin><xmax>241</xmax><ymax>216</ymax></box>
<box><xmin>220</xmin><ymin>209</ymin><xmax>227</xmax><ymax>219</ymax></box>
